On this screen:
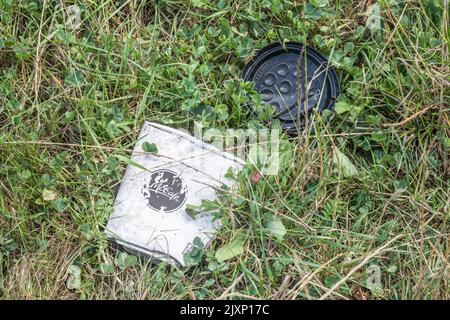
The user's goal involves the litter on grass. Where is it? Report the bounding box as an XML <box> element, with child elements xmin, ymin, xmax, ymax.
<box><xmin>105</xmin><ymin>43</ymin><xmax>337</xmax><ymax>266</ymax></box>
<box><xmin>243</xmin><ymin>42</ymin><xmax>340</xmax><ymax>135</ymax></box>
<box><xmin>105</xmin><ymin>122</ymin><xmax>244</xmax><ymax>266</ymax></box>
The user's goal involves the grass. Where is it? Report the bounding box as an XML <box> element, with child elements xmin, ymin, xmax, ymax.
<box><xmin>0</xmin><ymin>0</ymin><xmax>449</xmax><ymax>300</ymax></box>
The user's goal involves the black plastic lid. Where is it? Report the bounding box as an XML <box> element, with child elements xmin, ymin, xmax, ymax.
<box><xmin>242</xmin><ymin>42</ymin><xmax>340</xmax><ymax>135</ymax></box>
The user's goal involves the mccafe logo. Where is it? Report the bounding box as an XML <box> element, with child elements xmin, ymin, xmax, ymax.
<box><xmin>141</xmin><ymin>169</ymin><xmax>188</xmax><ymax>213</ymax></box>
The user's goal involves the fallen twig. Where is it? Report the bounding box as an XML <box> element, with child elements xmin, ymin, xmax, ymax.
<box><xmin>319</xmin><ymin>234</ymin><xmax>403</xmax><ymax>300</ymax></box>
<box><xmin>382</xmin><ymin>106</ymin><xmax>434</xmax><ymax>128</ymax></box>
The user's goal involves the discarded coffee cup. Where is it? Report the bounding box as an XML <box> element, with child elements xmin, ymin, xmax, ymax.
<box><xmin>105</xmin><ymin>122</ymin><xmax>244</xmax><ymax>266</ymax></box>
